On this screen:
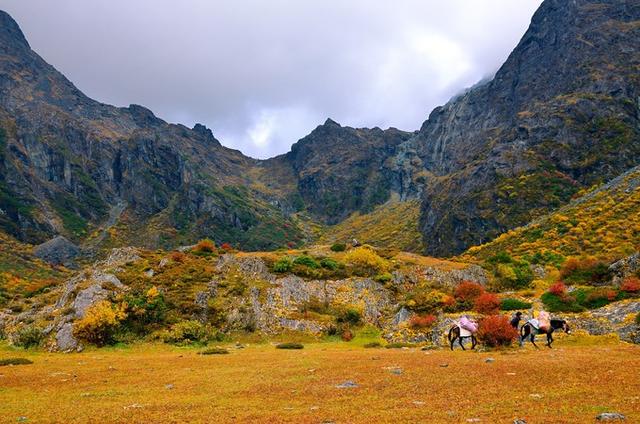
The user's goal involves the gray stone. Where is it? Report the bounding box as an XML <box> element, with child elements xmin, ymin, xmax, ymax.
<box><xmin>33</xmin><ymin>236</ymin><xmax>80</xmax><ymax>267</ymax></box>
<box><xmin>596</xmin><ymin>412</ymin><xmax>626</xmax><ymax>421</ymax></box>
<box><xmin>335</xmin><ymin>381</ymin><xmax>358</xmax><ymax>389</ymax></box>
<box><xmin>56</xmin><ymin>322</ymin><xmax>78</xmax><ymax>352</ymax></box>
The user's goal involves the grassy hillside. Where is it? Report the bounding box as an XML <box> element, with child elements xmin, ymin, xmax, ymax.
<box><xmin>0</xmin><ymin>232</ymin><xmax>69</xmax><ymax>306</ymax></box>
<box><xmin>321</xmin><ymin>199</ymin><xmax>423</xmax><ymax>253</ymax></box>
<box><xmin>462</xmin><ymin>165</ymin><xmax>640</xmax><ymax>263</ymax></box>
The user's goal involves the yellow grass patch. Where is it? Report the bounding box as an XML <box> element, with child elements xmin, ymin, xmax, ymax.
<box><xmin>0</xmin><ymin>342</ymin><xmax>638</xmax><ymax>423</ymax></box>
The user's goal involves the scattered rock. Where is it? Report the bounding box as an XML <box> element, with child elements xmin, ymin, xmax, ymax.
<box><xmin>165</xmin><ymin>384</ymin><xmax>174</xmax><ymax>390</ymax></box>
<box><xmin>513</xmin><ymin>420</ymin><xmax>527</xmax><ymax>424</ymax></box>
<box><xmin>529</xmin><ymin>393</ymin><xmax>542</xmax><ymax>399</ymax></box>
<box><xmin>412</xmin><ymin>401</ymin><xmax>425</xmax><ymax>406</ymax></box>
<box><xmin>335</xmin><ymin>381</ymin><xmax>358</xmax><ymax>389</ymax></box>
<box><xmin>439</xmin><ymin>363</ymin><xmax>449</xmax><ymax>368</ymax></box>
<box><xmin>33</xmin><ymin>236</ymin><xmax>80</xmax><ymax>267</ymax></box>
<box><xmin>466</xmin><ymin>419</ymin><xmax>481</xmax><ymax>423</ymax></box>
<box><xmin>390</xmin><ymin>368</ymin><xmax>403</xmax><ymax>375</ymax></box>
<box><xmin>596</xmin><ymin>412</ymin><xmax>626</xmax><ymax>421</ymax></box>
<box><xmin>123</xmin><ymin>403</ymin><xmax>143</xmax><ymax>410</ymax></box>
<box><xmin>485</xmin><ymin>358</ymin><xmax>495</xmax><ymax>363</ymax></box>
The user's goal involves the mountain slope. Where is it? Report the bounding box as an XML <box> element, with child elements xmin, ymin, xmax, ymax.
<box><xmin>462</xmin><ymin>164</ymin><xmax>640</xmax><ymax>262</ymax></box>
<box><xmin>0</xmin><ymin>0</ymin><xmax>639</xmax><ymax>257</ymax></box>
<box><xmin>406</xmin><ymin>0</ymin><xmax>640</xmax><ymax>255</ymax></box>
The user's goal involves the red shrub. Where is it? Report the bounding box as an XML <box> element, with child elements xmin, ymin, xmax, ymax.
<box><xmin>474</xmin><ymin>293</ymin><xmax>501</xmax><ymax>315</ymax></box>
<box><xmin>341</xmin><ymin>328</ymin><xmax>354</xmax><ymax>342</ymax></box>
<box><xmin>169</xmin><ymin>251</ymin><xmax>186</xmax><ymax>263</ymax></box>
<box><xmin>621</xmin><ymin>277</ymin><xmax>640</xmax><ymax>294</ymax></box>
<box><xmin>220</xmin><ymin>242</ymin><xmax>233</xmax><ymax>251</ymax></box>
<box><xmin>548</xmin><ymin>281</ymin><xmax>567</xmax><ymax>297</ymax></box>
<box><xmin>409</xmin><ymin>314</ymin><xmax>437</xmax><ymax>329</ymax></box>
<box><xmin>477</xmin><ymin>315</ymin><xmax>519</xmax><ymax>347</ymax></box>
<box><xmin>454</xmin><ymin>281</ymin><xmax>485</xmax><ymax>302</ymax></box>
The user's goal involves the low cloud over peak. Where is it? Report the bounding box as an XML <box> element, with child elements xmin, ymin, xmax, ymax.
<box><xmin>2</xmin><ymin>0</ymin><xmax>543</xmax><ymax>158</ymax></box>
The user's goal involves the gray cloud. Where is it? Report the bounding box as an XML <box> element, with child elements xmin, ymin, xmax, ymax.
<box><xmin>1</xmin><ymin>0</ymin><xmax>542</xmax><ymax>158</ymax></box>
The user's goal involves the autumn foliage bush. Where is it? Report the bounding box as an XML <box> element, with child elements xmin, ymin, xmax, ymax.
<box><xmin>454</xmin><ymin>281</ymin><xmax>485</xmax><ymax>303</ymax></box>
<box><xmin>73</xmin><ymin>301</ymin><xmax>127</xmax><ymax>346</ymax></box>
<box><xmin>560</xmin><ymin>257</ymin><xmax>611</xmax><ymax>285</ymax></box>
<box><xmin>409</xmin><ymin>314</ymin><xmax>437</xmax><ymax>329</ymax></box>
<box><xmin>193</xmin><ymin>239</ymin><xmax>215</xmax><ymax>254</ymax></box>
<box><xmin>621</xmin><ymin>277</ymin><xmax>640</xmax><ymax>294</ymax></box>
<box><xmin>477</xmin><ymin>315</ymin><xmax>519</xmax><ymax>347</ymax></box>
<box><xmin>548</xmin><ymin>281</ymin><xmax>568</xmax><ymax>297</ymax></box>
<box><xmin>344</xmin><ymin>247</ymin><xmax>389</xmax><ymax>275</ymax></box>
<box><xmin>474</xmin><ymin>293</ymin><xmax>501</xmax><ymax>315</ymax></box>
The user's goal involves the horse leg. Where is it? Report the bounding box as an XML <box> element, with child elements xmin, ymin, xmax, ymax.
<box><xmin>520</xmin><ymin>325</ymin><xmax>528</xmax><ymax>347</ymax></box>
<box><xmin>450</xmin><ymin>335</ymin><xmax>456</xmax><ymax>351</ymax></box>
<box><xmin>547</xmin><ymin>332</ymin><xmax>553</xmax><ymax>348</ymax></box>
<box><xmin>471</xmin><ymin>336</ymin><xmax>477</xmax><ymax>350</ymax></box>
<box><xmin>530</xmin><ymin>332</ymin><xmax>539</xmax><ymax>349</ymax></box>
<box><xmin>459</xmin><ymin>336</ymin><xmax>466</xmax><ymax>351</ymax></box>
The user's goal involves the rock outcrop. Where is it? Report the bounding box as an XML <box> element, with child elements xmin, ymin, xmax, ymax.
<box><xmin>32</xmin><ymin>236</ymin><xmax>80</xmax><ymax>267</ymax></box>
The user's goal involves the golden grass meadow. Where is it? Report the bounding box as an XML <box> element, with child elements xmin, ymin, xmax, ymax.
<box><xmin>1</xmin><ymin>338</ymin><xmax>639</xmax><ymax>423</ymax></box>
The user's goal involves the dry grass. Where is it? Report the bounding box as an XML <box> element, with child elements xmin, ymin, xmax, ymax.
<box><xmin>0</xmin><ymin>341</ymin><xmax>638</xmax><ymax>423</ymax></box>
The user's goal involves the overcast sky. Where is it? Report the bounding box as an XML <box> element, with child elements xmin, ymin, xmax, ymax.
<box><xmin>2</xmin><ymin>0</ymin><xmax>542</xmax><ymax>158</ymax></box>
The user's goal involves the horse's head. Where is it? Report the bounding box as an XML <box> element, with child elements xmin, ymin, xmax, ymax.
<box><xmin>562</xmin><ymin>320</ymin><xmax>571</xmax><ymax>334</ymax></box>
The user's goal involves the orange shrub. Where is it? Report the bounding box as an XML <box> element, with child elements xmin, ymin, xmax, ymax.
<box><xmin>621</xmin><ymin>277</ymin><xmax>640</xmax><ymax>294</ymax></box>
<box><xmin>220</xmin><ymin>243</ymin><xmax>233</xmax><ymax>251</ymax></box>
<box><xmin>454</xmin><ymin>281</ymin><xmax>485</xmax><ymax>302</ymax></box>
<box><xmin>409</xmin><ymin>314</ymin><xmax>437</xmax><ymax>329</ymax></box>
<box><xmin>169</xmin><ymin>251</ymin><xmax>186</xmax><ymax>263</ymax></box>
<box><xmin>193</xmin><ymin>239</ymin><xmax>215</xmax><ymax>253</ymax></box>
<box><xmin>586</xmin><ymin>288</ymin><xmax>617</xmax><ymax>303</ymax></box>
<box><xmin>548</xmin><ymin>281</ymin><xmax>567</xmax><ymax>297</ymax></box>
<box><xmin>474</xmin><ymin>293</ymin><xmax>501</xmax><ymax>315</ymax></box>
<box><xmin>477</xmin><ymin>315</ymin><xmax>519</xmax><ymax>347</ymax></box>
<box><xmin>341</xmin><ymin>328</ymin><xmax>354</xmax><ymax>342</ymax></box>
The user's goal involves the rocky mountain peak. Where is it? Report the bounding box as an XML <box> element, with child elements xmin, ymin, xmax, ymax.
<box><xmin>0</xmin><ymin>10</ymin><xmax>29</xmax><ymax>51</ymax></box>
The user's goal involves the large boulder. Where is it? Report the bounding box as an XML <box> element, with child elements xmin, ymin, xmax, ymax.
<box><xmin>33</xmin><ymin>236</ymin><xmax>80</xmax><ymax>267</ymax></box>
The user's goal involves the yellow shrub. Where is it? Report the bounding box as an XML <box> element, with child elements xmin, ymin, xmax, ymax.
<box><xmin>344</xmin><ymin>247</ymin><xmax>390</xmax><ymax>274</ymax></box>
<box><xmin>73</xmin><ymin>301</ymin><xmax>127</xmax><ymax>346</ymax></box>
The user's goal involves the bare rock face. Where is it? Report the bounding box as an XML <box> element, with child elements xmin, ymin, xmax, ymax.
<box><xmin>33</xmin><ymin>236</ymin><xmax>80</xmax><ymax>267</ymax></box>
<box><xmin>609</xmin><ymin>252</ymin><xmax>640</xmax><ymax>285</ymax></box>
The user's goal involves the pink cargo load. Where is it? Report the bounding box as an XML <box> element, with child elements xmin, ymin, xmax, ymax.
<box><xmin>538</xmin><ymin>311</ymin><xmax>550</xmax><ymax>331</ymax></box>
<box><xmin>459</xmin><ymin>316</ymin><xmax>478</xmax><ymax>333</ymax></box>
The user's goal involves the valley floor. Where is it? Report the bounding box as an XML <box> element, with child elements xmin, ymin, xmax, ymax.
<box><xmin>1</xmin><ymin>340</ymin><xmax>639</xmax><ymax>423</ymax></box>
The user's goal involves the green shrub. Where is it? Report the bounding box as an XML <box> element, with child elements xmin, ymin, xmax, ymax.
<box><xmin>199</xmin><ymin>347</ymin><xmax>229</xmax><ymax>355</ymax></box>
<box><xmin>162</xmin><ymin>320</ymin><xmax>210</xmax><ymax>345</ymax></box>
<box><xmin>0</xmin><ymin>358</ymin><xmax>33</xmax><ymax>366</ymax></box>
<box><xmin>385</xmin><ymin>342</ymin><xmax>415</xmax><ymax>349</ymax></box>
<box><xmin>363</xmin><ymin>342</ymin><xmax>382</xmax><ymax>348</ymax></box>
<box><xmin>276</xmin><ymin>342</ymin><xmax>304</xmax><ymax>349</ymax></box>
<box><xmin>293</xmin><ymin>255</ymin><xmax>320</xmax><ymax>269</ymax></box>
<box><xmin>13</xmin><ymin>326</ymin><xmax>44</xmax><ymax>349</ymax></box>
<box><xmin>330</xmin><ymin>243</ymin><xmax>347</xmax><ymax>252</ymax></box>
<box><xmin>636</xmin><ymin>312</ymin><xmax>640</xmax><ymax>325</ymax></box>
<box><xmin>541</xmin><ymin>292</ymin><xmax>585</xmax><ymax>313</ymax></box>
<box><xmin>500</xmin><ymin>298</ymin><xmax>532</xmax><ymax>311</ymax></box>
<box><xmin>320</xmin><ymin>257</ymin><xmax>340</xmax><ymax>270</ymax></box>
<box><xmin>273</xmin><ymin>257</ymin><xmax>293</xmax><ymax>273</ymax></box>
<box><xmin>337</xmin><ymin>308</ymin><xmax>361</xmax><ymax>326</ymax></box>
<box><xmin>374</xmin><ymin>272</ymin><xmax>393</xmax><ymax>283</ymax></box>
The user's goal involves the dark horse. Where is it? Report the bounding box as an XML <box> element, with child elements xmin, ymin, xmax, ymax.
<box><xmin>448</xmin><ymin>325</ymin><xmax>477</xmax><ymax>351</ymax></box>
<box><xmin>520</xmin><ymin>319</ymin><xmax>570</xmax><ymax>348</ymax></box>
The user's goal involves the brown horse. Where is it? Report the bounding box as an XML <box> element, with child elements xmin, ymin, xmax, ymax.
<box><xmin>520</xmin><ymin>319</ymin><xmax>570</xmax><ymax>348</ymax></box>
<box><xmin>447</xmin><ymin>325</ymin><xmax>477</xmax><ymax>351</ymax></box>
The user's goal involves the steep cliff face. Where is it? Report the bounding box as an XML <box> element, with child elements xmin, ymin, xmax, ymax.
<box><xmin>0</xmin><ymin>10</ymin><xmax>307</xmax><ymax>251</ymax></box>
<box><xmin>279</xmin><ymin>119</ymin><xmax>413</xmax><ymax>223</ymax></box>
<box><xmin>1</xmin><ymin>0</ymin><xmax>639</xmax><ymax>256</ymax></box>
<box><xmin>411</xmin><ymin>0</ymin><xmax>640</xmax><ymax>255</ymax></box>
